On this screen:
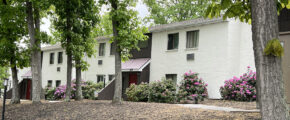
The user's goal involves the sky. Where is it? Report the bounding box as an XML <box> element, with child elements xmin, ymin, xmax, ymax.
<box><xmin>40</xmin><ymin>1</ymin><xmax>149</xmax><ymax>35</ymax></box>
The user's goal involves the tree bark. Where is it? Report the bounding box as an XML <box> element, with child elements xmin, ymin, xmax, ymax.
<box><xmin>251</xmin><ymin>0</ymin><xmax>289</xmax><ymax>119</ymax></box>
<box><xmin>64</xmin><ymin>0</ymin><xmax>72</xmax><ymax>102</ymax></box>
<box><xmin>111</xmin><ymin>0</ymin><xmax>122</xmax><ymax>105</ymax></box>
<box><xmin>10</xmin><ymin>64</ymin><xmax>20</xmax><ymax>104</ymax></box>
<box><xmin>26</xmin><ymin>1</ymin><xmax>41</xmax><ymax>104</ymax></box>
<box><xmin>75</xmin><ymin>59</ymin><xmax>82</xmax><ymax>101</ymax></box>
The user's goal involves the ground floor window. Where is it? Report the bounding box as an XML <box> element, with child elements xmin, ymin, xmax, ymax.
<box><xmin>97</xmin><ymin>75</ymin><xmax>105</xmax><ymax>83</ymax></box>
<box><xmin>166</xmin><ymin>74</ymin><xmax>177</xmax><ymax>86</ymax></box>
<box><xmin>109</xmin><ymin>75</ymin><xmax>115</xmax><ymax>81</ymax></box>
<box><xmin>56</xmin><ymin>80</ymin><xmax>61</xmax><ymax>87</ymax></box>
<box><xmin>47</xmin><ymin>80</ymin><xmax>52</xmax><ymax>87</ymax></box>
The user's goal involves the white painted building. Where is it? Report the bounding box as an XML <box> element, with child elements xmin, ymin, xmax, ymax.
<box><xmin>11</xmin><ymin>17</ymin><xmax>256</xmax><ymax>99</ymax></box>
<box><xmin>149</xmin><ymin>18</ymin><xmax>255</xmax><ymax>98</ymax></box>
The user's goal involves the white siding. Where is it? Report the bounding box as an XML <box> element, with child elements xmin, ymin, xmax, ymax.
<box><xmin>150</xmin><ymin>20</ymin><xmax>254</xmax><ymax>99</ymax></box>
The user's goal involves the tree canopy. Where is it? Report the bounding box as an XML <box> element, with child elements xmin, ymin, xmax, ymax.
<box><xmin>143</xmin><ymin>0</ymin><xmax>210</xmax><ymax>25</ymax></box>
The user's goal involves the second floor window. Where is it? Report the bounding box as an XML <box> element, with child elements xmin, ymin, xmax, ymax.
<box><xmin>99</xmin><ymin>43</ymin><xmax>106</xmax><ymax>56</ymax></box>
<box><xmin>186</xmin><ymin>30</ymin><xmax>199</xmax><ymax>48</ymax></box>
<box><xmin>58</xmin><ymin>52</ymin><xmax>63</xmax><ymax>64</ymax></box>
<box><xmin>50</xmin><ymin>53</ymin><xmax>54</xmax><ymax>64</ymax></box>
<box><xmin>168</xmin><ymin>33</ymin><xmax>179</xmax><ymax>50</ymax></box>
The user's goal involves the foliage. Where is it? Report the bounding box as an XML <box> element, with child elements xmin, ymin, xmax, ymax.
<box><xmin>148</xmin><ymin>79</ymin><xmax>176</xmax><ymax>103</ymax></box>
<box><xmin>45</xmin><ymin>87</ymin><xmax>56</xmax><ymax>100</ymax></box>
<box><xmin>0</xmin><ymin>0</ymin><xmax>30</xmax><ymax>70</ymax></box>
<box><xmin>82</xmin><ymin>81</ymin><xmax>104</xmax><ymax>100</ymax></box>
<box><xmin>94</xmin><ymin>12</ymin><xmax>113</xmax><ymax>37</ymax></box>
<box><xmin>206</xmin><ymin>0</ymin><xmax>290</xmax><ymax>24</ymax></box>
<box><xmin>143</xmin><ymin>0</ymin><xmax>211</xmax><ymax>25</ymax></box>
<box><xmin>264</xmin><ymin>39</ymin><xmax>284</xmax><ymax>57</ymax></box>
<box><xmin>52</xmin><ymin>81</ymin><xmax>104</xmax><ymax>100</ymax></box>
<box><xmin>0</xmin><ymin>67</ymin><xmax>9</xmax><ymax>89</ymax></box>
<box><xmin>177</xmin><ymin>71</ymin><xmax>208</xmax><ymax>103</ymax></box>
<box><xmin>125</xmin><ymin>82</ymin><xmax>149</xmax><ymax>102</ymax></box>
<box><xmin>99</xmin><ymin>0</ymin><xmax>149</xmax><ymax>61</ymax></box>
<box><xmin>220</xmin><ymin>66</ymin><xmax>256</xmax><ymax>101</ymax></box>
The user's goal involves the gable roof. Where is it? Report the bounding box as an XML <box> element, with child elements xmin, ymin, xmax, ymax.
<box><xmin>149</xmin><ymin>17</ymin><xmax>226</xmax><ymax>33</ymax></box>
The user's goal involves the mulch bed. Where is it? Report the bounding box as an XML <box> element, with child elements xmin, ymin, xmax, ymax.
<box><xmin>0</xmin><ymin>99</ymin><xmax>260</xmax><ymax>120</ymax></box>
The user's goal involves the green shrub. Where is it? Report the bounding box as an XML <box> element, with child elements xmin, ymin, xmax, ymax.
<box><xmin>45</xmin><ymin>87</ymin><xmax>56</xmax><ymax>100</ymax></box>
<box><xmin>82</xmin><ymin>81</ymin><xmax>104</xmax><ymax>100</ymax></box>
<box><xmin>125</xmin><ymin>82</ymin><xmax>149</xmax><ymax>102</ymax></box>
<box><xmin>148</xmin><ymin>79</ymin><xmax>176</xmax><ymax>103</ymax></box>
<box><xmin>177</xmin><ymin>71</ymin><xmax>208</xmax><ymax>104</ymax></box>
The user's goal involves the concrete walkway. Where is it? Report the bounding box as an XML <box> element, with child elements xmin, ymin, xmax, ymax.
<box><xmin>178</xmin><ymin>104</ymin><xmax>260</xmax><ymax>112</ymax></box>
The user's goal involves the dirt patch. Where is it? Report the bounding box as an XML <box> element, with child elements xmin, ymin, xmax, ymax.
<box><xmin>0</xmin><ymin>99</ymin><xmax>260</xmax><ymax>120</ymax></box>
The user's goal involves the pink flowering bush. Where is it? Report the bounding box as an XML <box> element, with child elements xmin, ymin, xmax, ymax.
<box><xmin>177</xmin><ymin>71</ymin><xmax>208</xmax><ymax>104</ymax></box>
<box><xmin>148</xmin><ymin>79</ymin><xmax>176</xmax><ymax>103</ymax></box>
<box><xmin>50</xmin><ymin>81</ymin><xmax>104</xmax><ymax>100</ymax></box>
<box><xmin>220</xmin><ymin>66</ymin><xmax>256</xmax><ymax>101</ymax></box>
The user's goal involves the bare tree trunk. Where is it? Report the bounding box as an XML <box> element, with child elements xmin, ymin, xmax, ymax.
<box><xmin>26</xmin><ymin>1</ymin><xmax>41</xmax><ymax>104</ymax></box>
<box><xmin>64</xmin><ymin>0</ymin><xmax>72</xmax><ymax>102</ymax></box>
<box><xmin>75</xmin><ymin>59</ymin><xmax>82</xmax><ymax>101</ymax></box>
<box><xmin>251</xmin><ymin>0</ymin><xmax>289</xmax><ymax>119</ymax></box>
<box><xmin>65</xmin><ymin>54</ymin><xmax>72</xmax><ymax>101</ymax></box>
<box><xmin>10</xmin><ymin>64</ymin><xmax>20</xmax><ymax>104</ymax></box>
<box><xmin>111</xmin><ymin>0</ymin><xmax>122</xmax><ymax>105</ymax></box>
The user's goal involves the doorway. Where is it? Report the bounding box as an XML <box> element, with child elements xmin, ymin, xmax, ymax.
<box><xmin>26</xmin><ymin>79</ymin><xmax>31</xmax><ymax>99</ymax></box>
<box><xmin>129</xmin><ymin>73</ymin><xmax>138</xmax><ymax>85</ymax></box>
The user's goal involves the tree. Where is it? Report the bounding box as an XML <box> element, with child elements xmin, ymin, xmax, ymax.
<box><xmin>99</xmin><ymin>0</ymin><xmax>148</xmax><ymax>104</ymax></box>
<box><xmin>0</xmin><ymin>0</ymin><xmax>30</xmax><ymax>104</ymax></box>
<box><xmin>143</xmin><ymin>0</ymin><xmax>210</xmax><ymax>25</ymax></box>
<box><xmin>94</xmin><ymin>12</ymin><xmax>113</xmax><ymax>37</ymax></box>
<box><xmin>51</xmin><ymin>0</ymin><xmax>99</xmax><ymax>101</ymax></box>
<box><xmin>206</xmin><ymin>0</ymin><xmax>290</xmax><ymax>119</ymax></box>
<box><xmin>26</xmin><ymin>0</ymin><xmax>51</xmax><ymax>104</ymax></box>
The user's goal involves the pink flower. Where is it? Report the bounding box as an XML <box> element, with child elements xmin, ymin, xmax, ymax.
<box><xmin>194</xmin><ymin>82</ymin><xmax>200</xmax><ymax>85</ymax></box>
<box><xmin>191</xmin><ymin>94</ymin><xmax>197</xmax><ymax>97</ymax></box>
<box><xmin>247</xmin><ymin>66</ymin><xmax>251</xmax><ymax>69</ymax></box>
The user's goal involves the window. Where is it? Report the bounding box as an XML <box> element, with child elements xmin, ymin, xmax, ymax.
<box><xmin>99</xmin><ymin>43</ymin><xmax>106</xmax><ymax>56</ymax></box>
<box><xmin>110</xmin><ymin>43</ymin><xmax>115</xmax><ymax>55</ymax></box>
<box><xmin>166</xmin><ymin>74</ymin><xmax>177</xmax><ymax>86</ymax></box>
<box><xmin>47</xmin><ymin>80</ymin><xmax>52</xmax><ymax>87</ymax></box>
<box><xmin>167</xmin><ymin>33</ymin><xmax>179</xmax><ymax>50</ymax></box>
<box><xmin>186</xmin><ymin>30</ymin><xmax>199</xmax><ymax>48</ymax></box>
<box><xmin>97</xmin><ymin>75</ymin><xmax>105</xmax><ymax>83</ymax></box>
<box><xmin>109</xmin><ymin>75</ymin><xmax>115</xmax><ymax>81</ymax></box>
<box><xmin>57</xmin><ymin>67</ymin><xmax>61</xmax><ymax>72</ymax></box>
<box><xmin>49</xmin><ymin>53</ymin><xmax>55</xmax><ymax>64</ymax></box>
<box><xmin>138</xmin><ymin>40</ymin><xmax>148</xmax><ymax>48</ymax></box>
<box><xmin>56</xmin><ymin>80</ymin><xmax>61</xmax><ymax>87</ymax></box>
<box><xmin>58</xmin><ymin>52</ymin><xmax>63</xmax><ymax>64</ymax></box>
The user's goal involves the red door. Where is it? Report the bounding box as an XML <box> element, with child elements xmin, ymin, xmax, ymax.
<box><xmin>26</xmin><ymin>79</ymin><xmax>31</xmax><ymax>99</ymax></box>
<box><xmin>129</xmin><ymin>73</ymin><xmax>138</xmax><ymax>85</ymax></box>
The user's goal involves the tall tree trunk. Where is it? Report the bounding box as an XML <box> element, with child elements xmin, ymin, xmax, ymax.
<box><xmin>26</xmin><ymin>1</ymin><xmax>41</xmax><ymax>104</ymax></box>
<box><xmin>10</xmin><ymin>62</ymin><xmax>20</xmax><ymax>104</ymax></box>
<box><xmin>75</xmin><ymin>59</ymin><xmax>82</xmax><ymax>101</ymax></box>
<box><xmin>111</xmin><ymin>0</ymin><xmax>122</xmax><ymax>105</ymax></box>
<box><xmin>64</xmin><ymin>0</ymin><xmax>72</xmax><ymax>102</ymax></box>
<box><xmin>251</xmin><ymin>0</ymin><xmax>289</xmax><ymax>119</ymax></box>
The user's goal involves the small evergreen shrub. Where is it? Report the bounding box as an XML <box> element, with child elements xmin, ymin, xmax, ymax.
<box><xmin>45</xmin><ymin>87</ymin><xmax>56</xmax><ymax>100</ymax></box>
<box><xmin>148</xmin><ymin>79</ymin><xmax>176</xmax><ymax>103</ymax></box>
<box><xmin>177</xmin><ymin>71</ymin><xmax>208</xmax><ymax>104</ymax></box>
<box><xmin>125</xmin><ymin>82</ymin><xmax>149</xmax><ymax>102</ymax></box>
<box><xmin>220</xmin><ymin>66</ymin><xmax>256</xmax><ymax>101</ymax></box>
